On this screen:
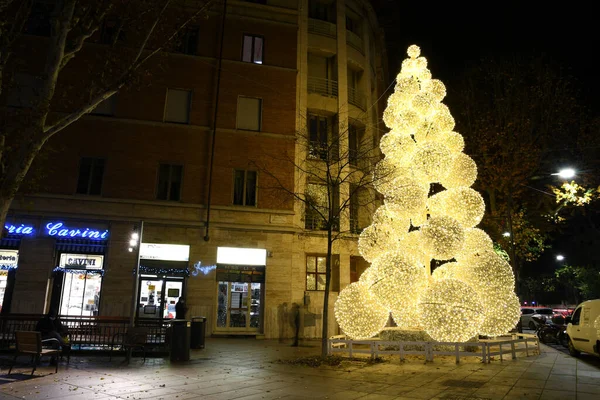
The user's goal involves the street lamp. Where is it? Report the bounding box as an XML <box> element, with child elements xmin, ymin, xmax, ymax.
<box><xmin>553</xmin><ymin>168</ymin><xmax>576</xmax><ymax>179</ymax></box>
<box><xmin>556</xmin><ymin>254</ymin><xmax>565</xmax><ymax>262</ymax></box>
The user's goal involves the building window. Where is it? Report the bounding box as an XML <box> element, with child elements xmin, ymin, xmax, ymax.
<box><xmin>177</xmin><ymin>27</ymin><xmax>199</xmax><ymax>55</ymax></box>
<box><xmin>242</xmin><ymin>34</ymin><xmax>264</xmax><ymax>64</ymax></box>
<box><xmin>308</xmin><ymin>114</ymin><xmax>338</xmax><ymax>161</ymax></box>
<box><xmin>164</xmin><ymin>89</ymin><xmax>191</xmax><ymax>124</ymax></box>
<box><xmin>76</xmin><ymin>158</ymin><xmax>105</xmax><ymax>195</ymax></box>
<box><xmin>90</xmin><ymin>94</ymin><xmax>117</xmax><ymax>116</ymax></box>
<box><xmin>157</xmin><ymin>164</ymin><xmax>183</xmax><ymax>201</ymax></box>
<box><xmin>306</xmin><ymin>255</ymin><xmax>326</xmax><ymax>291</ymax></box>
<box><xmin>233</xmin><ymin>170</ymin><xmax>257</xmax><ymax>206</ymax></box>
<box><xmin>237</xmin><ymin>96</ymin><xmax>262</xmax><ymax>131</ymax></box>
<box><xmin>305</xmin><ymin>183</ymin><xmax>339</xmax><ymax>231</ymax></box>
<box><xmin>348</xmin><ymin>124</ymin><xmax>359</xmax><ymax>165</ymax></box>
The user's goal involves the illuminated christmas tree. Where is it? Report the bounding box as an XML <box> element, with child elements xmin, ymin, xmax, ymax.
<box><xmin>334</xmin><ymin>45</ymin><xmax>521</xmax><ymax>342</ymax></box>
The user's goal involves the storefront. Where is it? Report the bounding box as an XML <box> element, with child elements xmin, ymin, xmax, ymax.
<box><xmin>46</xmin><ymin>221</ymin><xmax>109</xmax><ymax>316</ymax></box>
<box><xmin>137</xmin><ymin>243</ymin><xmax>189</xmax><ymax>320</ymax></box>
<box><xmin>1</xmin><ymin>222</ymin><xmax>35</xmax><ymax>314</ymax></box>
<box><xmin>215</xmin><ymin>247</ymin><xmax>266</xmax><ymax>333</ymax></box>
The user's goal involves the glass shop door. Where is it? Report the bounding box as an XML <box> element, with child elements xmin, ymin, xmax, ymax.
<box><xmin>216</xmin><ymin>281</ymin><xmax>261</xmax><ymax>331</ymax></box>
<box><xmin>137</xmin><ymin>277</ymin><xmax>185</xmax><ymax>319</ymax></box>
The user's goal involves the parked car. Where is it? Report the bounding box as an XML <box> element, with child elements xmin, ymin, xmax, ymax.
<box><xmin>521</xmin><ymin>307</ymin><xmax>554</xmax><ymax>330</ymax></box>
<box><xmin>566</xmin><ymin>299</ymin><xmax>600</xmax><ymax>357</ymax></box>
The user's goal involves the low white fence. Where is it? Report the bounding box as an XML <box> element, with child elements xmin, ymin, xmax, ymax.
<box><xmin>328</xmin><ymin>333</ymin><xmax>539</xmax><ymax>363</ymax></box>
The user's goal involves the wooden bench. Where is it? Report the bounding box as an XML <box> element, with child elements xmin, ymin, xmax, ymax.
<box><xmin>8</xmin><ymin>331</ymin><xmax>62</xmax><ymax>375</ymax></box>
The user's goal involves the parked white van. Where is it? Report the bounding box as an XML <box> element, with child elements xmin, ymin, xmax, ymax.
<box><xmin>566</xmin><ymin>299</ymin><xmax>600</xmax><ymax>357</ymax></box>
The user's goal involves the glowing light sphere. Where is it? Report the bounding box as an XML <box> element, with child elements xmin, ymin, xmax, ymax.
<box><xmin>478</xmin><ymin>291</ymin><xmax>521</xmax><ymax>337</ymax></box>
<box><xmin>379</xmin><ymin>132</ymin><xmax>417</xmax><ymax>164</ymax></box>
<box><xmin>397</xmin><ymin>230</ymin><xmax>430</xmax><ymax>267</ymax></box>
<box><xmin>455</xmin><ymin>228</ymin><xmax>494</xmax><ymax>260</ymax></box>
<box><xmin>391</xmin><ymin>303</ymin><xmax>422</xmax><ymax>329</ymax></box>
<box><xmin>358</xmin><ymin>224</ymin><xmax>399</xmax><ymax>263</ymax></box>
<box><xmin>383</xmin><ymin>178</ymin><xmax>429</xmax><ymax>216</ymax></box>
<box><xmin>419</xmin><ymin>279</ymin><xmax>484</xmax><ymax>342</ymax></box>
<box><xmin>420</xmin><ymin>215</ymin><xmax>465</xmax><ymax>260</ymax></box>
<box><xmin>427</xmin><ymin>188</ymin><xmax>485</xmax><ymax>228</ymax></box>
<box><xmin>334</xmin><ymin>282</ymin><xmax>390</xmax><ymax>339</ymax></box>
<box><xmin>422</xmin><ymin>79</ymin><xmax>446</xmax><ymax>101</ymax></box>
<box><xmin>395</xmin><ymin>77</ymin><xmax>420</xmax><ymax>101</ymax></box>
<box><xmin>431</xmin><ymin>104</ymin><xmax>455</xmax><ymax>132</ymax></box>
<box><xmin>411</xmin><ymin>142</ymin><xmax>454</xmax><ymax>183</ymax></box>
<box><xmin>368</xmin><ymin>252</ymin><xmax>428</xmax><ymax>310</ymax></box>
<box><xmin>439</xmin><ymin>153</ymin><xmax>478</xmax><ymax>189</ymax></box>
<box><xmin>438</xmin><ymin>131</ymin><xmax>465</xmax><ymax>153</ymax></box>
<box><xmin>454</xmin><ymin>249</ymin><xmax>515</xmax><ymax>294</ymax></box>
<box><xmin>413</xmin><ymin>121</ymin><xmax>442</xmax><ymax>144</ymax></box>
<box><xmin>412</xmin><ymin>93</ymin><xmax>437</xmax><ymax>118</ymax></box>
<box><xmin>372</xmin><ymin>204</ymin><xmax>411</xmax><ymax>229</ymax></box>
<box><xmin>432</xmin><ymin>261</ymin><xmax>459</xmax><ymax>280</ymax></box>
<box><xmin>407</xmin><ymin>44</ymin><xmax>421</xmax><ymax>58</ymax></box>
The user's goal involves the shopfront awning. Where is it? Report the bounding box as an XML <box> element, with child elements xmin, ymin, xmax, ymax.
<box><xmin>55</xmin><ymin>238</ymin><xmax>107</xmax><ymax>254</ymax></box>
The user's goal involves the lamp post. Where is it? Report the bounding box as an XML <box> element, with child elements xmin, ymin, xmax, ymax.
<box><xmin>505</xmin><ymin>168</ymin><xmax>575</xmax><ymax>299</ymax></box>
<box><xmin>129</xmin><ymin>221</ymin><xmax>144</xmax><ymax>327</ymax></box>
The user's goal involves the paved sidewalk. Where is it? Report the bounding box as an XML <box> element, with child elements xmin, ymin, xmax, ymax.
<box><xmin>0</xmin><ymin>338</ymin><xmax>599</xmax><ymax>400</ymax></box>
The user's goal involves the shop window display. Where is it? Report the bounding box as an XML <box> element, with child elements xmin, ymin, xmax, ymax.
<box><xmin>60</xmin><ymin>271</ymin><xmax>101</xmax><ymax>316</ymax></box>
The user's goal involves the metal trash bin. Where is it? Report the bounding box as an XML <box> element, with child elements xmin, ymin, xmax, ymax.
<box><xmin>170</xmin><ymin>319</ymin><xmax>190</xmax><ymax>362</ymax></box>
<box><xmin>191</xmin><ymin>316</ymin><xmax>207</xmax><ymax>349</ymax></box>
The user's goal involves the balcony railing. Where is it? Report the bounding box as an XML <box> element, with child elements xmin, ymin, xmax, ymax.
<box><xmin>308</xmin><ymin>18</ymin><xmax>337</xmax><ymax>38</ymax></box>
<box><xmin>305</xmin><ymin>211</ymin><xmax>339</xmax><ymax>231</ymax></box>
<box><xmin>346</xmin><ymin>30</ymin><xmax>364</xmax><ymax>54</ymax></box>
<box><xmin>349</xmin><ymin>218</ymin><xmax>362</xmax><ymax>234</ymax></box>
<box><xmin>348</xmin><ymin>86</ymin><xmax>366</xmax><ymax>110</ymax></box>
<box><xmin>308</xmin><ymin>76</ymin><xmax>338</xmax><ymax>97</ymax></box>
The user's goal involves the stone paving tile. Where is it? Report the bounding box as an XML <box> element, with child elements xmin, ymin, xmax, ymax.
<box><xmin>503</xmin><ymin>386</ymin><xmax>543</xmax><ymax>399</ymax></box>
<box><xmin>372</xmin><ymin>384</ymin><xmax>418</xmax><ymax>397</ymax></box>
<box><xmin>576</xmin><ymin>383</ymin><xmax>600</xmax><ymax>394</ymax></box>
<box><xmin>545</xmin><ymin>374</ymin><xmax>577</xmax><ymax>391</ymax></box>
<box><xmin>514</xmin><ymin>378</ymin><xmax>546</xmax><ymax>389</ymax></box>
<box><xmin>316</xmin><ymin>389</ymin><xmax>366</xmax><ymax>400</ymax></box>
<box><xmin>472</xmin><ymin>383</ymin><xmax>513</xmax><ymax>400</ymax></box>
<box><xmin>578</xmin><ymin>393</ymin><xmax>600</xmax><ymax>400</ymax></box>
<box><xmin>538</xmin><ymin>389</ymin><xmax>577</xmax><ymax>400</ymax></box>
<box><xmin>400</xmin><ymin>386</ymin><xmax>446</xmax><ymax>399</ymax></box>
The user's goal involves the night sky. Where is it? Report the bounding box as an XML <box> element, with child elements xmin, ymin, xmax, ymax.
<box><xmin>373</xmin><ymin>1</ymin><xmax>599</xmax><ymax>110</ymax></box>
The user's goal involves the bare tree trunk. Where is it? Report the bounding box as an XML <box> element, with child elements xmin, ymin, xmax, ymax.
<box><xmin>321</xmin><ymin>228</ymin><xmax>332</xmax><ymax>358</ymax></box>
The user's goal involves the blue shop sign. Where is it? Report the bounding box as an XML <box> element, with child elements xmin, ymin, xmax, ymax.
<box><xmin>3</xmin><ymin>224</ymin><xmax>35</xmax><ymax>236</ymax></box>
<box><xmin>45</xmin><ymin>222</ymin><xmax>109</xmax><ymax>240</ymax></box>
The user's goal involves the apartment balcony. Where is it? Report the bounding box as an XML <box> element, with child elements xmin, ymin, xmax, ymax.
<box><xmin>308</xmin><ymin>76</ymin><xmax>338</xmax><ymax>97</ymax></box>
<box><xmin>349</xmin><ymin>217</ymin><xmax>362</xmax><ymax>234</ymax></box>
<box><xmin>348</xmin><ymin>87</ymin><xmax>366</xmax><ymax>110</ymax></box>
<box><xmin>346</xmin><ymin>30</ymin><xmax>364</xmax><ymax>54</ymax></box>
<box><xmin>308</xmin><ymin>18</ymin><xmax>337</xmax><ymax>38</ymax></box>
<box><xmin>305</xmin><ymin>211</ymin><xmax>339</xmax><ymax>231</ymax></box>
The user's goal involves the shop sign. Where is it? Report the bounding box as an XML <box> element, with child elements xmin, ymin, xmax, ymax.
<box><xmin>45</xmin><ymin>222</ymin><xmax>109</xmax><ymax>240</ymax></box>
<box><xmin>59</xmin><ymin>253</ymin><xmax>104</xmax><ymax>269</ymax></box>
<box><xmin>216</xmin><ymin>247</ymin><xmax>267</xmax><ymax>266</ymax></box>
<box><xmin>0</xmin><ymin>250</ymin><xmax>19</xmax><ymax>268</ymax></box>
<box><xmin>140</xmin><ymin>243</ymin><xmax>190</xmax><ymax>261</ymax></box>
<box><xmin>4</xmin><ymin>223</ymin><xmax>35</xmax><ymax>236</ymax></box>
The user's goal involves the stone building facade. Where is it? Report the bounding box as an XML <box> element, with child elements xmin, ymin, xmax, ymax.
<box><xmin>1</xmin><ymin>0</ymin><xmax>388</xmax><ymax>339</ymax></box>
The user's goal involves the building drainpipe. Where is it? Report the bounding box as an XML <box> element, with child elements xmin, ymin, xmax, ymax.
<box><xmin>204</xmin><ymin>0</ymin><xmax>227</xmax><ymax>242</ymax></box>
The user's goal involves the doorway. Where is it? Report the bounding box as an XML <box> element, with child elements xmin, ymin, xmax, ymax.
<box><xmin>216</xmin><ymin>281</ymin><xmax>261</xmax><ymax>331</ymax></box>
<box><xmin>137</xmin><ymin>277</ymin><xmax>185</xmax><ymax>319</ymax></box>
